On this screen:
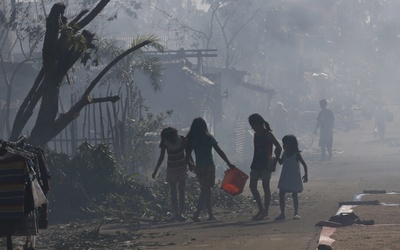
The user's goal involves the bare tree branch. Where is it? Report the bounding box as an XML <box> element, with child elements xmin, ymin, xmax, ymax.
<box><xmin>9</xmin><ymin>69</ymin><xmax>45</xmax><ymax>140</ymax></box>
<box><xmin>50</xmin><ymin>95</ymin><xmax>120</xmax><ymax>144</ymax></box>
<box><xmin>75</xmin><ymin>0</ymin><xmax>110</xmax><ymax>32</ymax></box>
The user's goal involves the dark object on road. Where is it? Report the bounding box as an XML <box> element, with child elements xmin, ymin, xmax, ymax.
<box><xmin>363</xmin><ymin>190</ymin><xmax>386</xmax><ymax>194</ymax></box>
<box><xmin>318</xmin><ymin>244</ymin><xmax>333</xmax><ymax>250</ymax></box>
<box><xmin>328</xmin><ymin>212</ymin><xmax>359</xmax><ymax>226</ymax></box>
<box><xmin>315</xmin><ymin>212</ymin><xmax>375</xmax><ymax>227</ymax></box>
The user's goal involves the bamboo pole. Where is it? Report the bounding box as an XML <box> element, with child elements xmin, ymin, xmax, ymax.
<box><xmin>64</xmin><ymin>121</ymin><xmax>69</xmax><ymax>154</ymax></box>
<box><xmin>106</xmin><ymin>102</ymin><xmax>117</xmax><ymax>156</ymax></box>
<box><xmin>71</xmin><ymin>94</ymin><xmax>78</xmax><ymax>153</ymax></box>
<box><xmin>59</xmin><ymin>129</ymin><xmax>64</xmax><ymax>152</ymax></box>
<box><xmin>87</xmin><ymin>98</ymin><xmax>91</xmax><ymax>144</ymax></box>
<box><xmin>111</xmin><ymin>102</ymin><xmax>120</xmax><ymax>157</ymax></box>
<box><xmin>119</xmin><ymin>92</ymin><xmax>129</xmax><ymax>156</ymax></box>
<box><xmin>92</xmin><ymin>94</ymin><xmax>98</xmax><ymax>144</ymax></box>
<box><xmin>98</xmin><ymin>95</ymin><xmax>105</xmax><ymax>144</ymax></box>
<box><xmin>82</xmin><ymin>105</ymin><xmax>87</xmax><ymax>140</ymax></box>
<box><xmin>126</xmin><ymin>84</ymin><xmax>131</xmax><ymax>120</ymax></box>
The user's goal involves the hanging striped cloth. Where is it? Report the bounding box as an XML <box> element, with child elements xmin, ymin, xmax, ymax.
<box><xmin>0</xmin><ymin>157</ymin><xmax>28</xmax><ymax>220</ymax></box>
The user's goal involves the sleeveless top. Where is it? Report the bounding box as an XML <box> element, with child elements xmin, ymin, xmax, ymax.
<box><xmin>251</xmin><ymin>130</ymin><xmax>272</xmax><ymax>170</ymax></box>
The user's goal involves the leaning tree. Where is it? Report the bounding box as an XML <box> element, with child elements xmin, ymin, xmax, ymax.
<box><xmin>9</xmin><ymin>0</ymin><xmax>163</xmax><ymax>146</ymax></box>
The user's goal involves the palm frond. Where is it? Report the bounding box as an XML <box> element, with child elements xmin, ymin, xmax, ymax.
<box><xmin>134</xmin><ymin>55</ymin><xmax>163</xmax><ymax>92</ymax></box>
<box><xmin>131</xmin><ymin>35</ymin><xmax>164</xmax><ymax>53</ymax></box>
<box><xmin>93</xmin><ymin>35</ymin><xmax>164</xmax><ymax>92</ymax></box>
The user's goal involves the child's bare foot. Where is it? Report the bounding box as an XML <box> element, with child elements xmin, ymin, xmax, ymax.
<box><xmin>293</xmin><ymin>214</ymin><xmax>301</xmax><ymax>220</ymax></box>
<box><xmin>274</xmin><ymin>213</ymin><xmax>286</xmax><ymax>221</ymax></box>
<box><xmin>191</xmin><ymin>216</ymin><xmax>200</xmax><ymax>222</ymax></box>
<box><xmin>259</xmin><ymin>209</ymin><xmax>269</xmax><ymax>220</ymax></box>
<box><xmin>252</xmin><ymin>210</ymin><xmax>267</xmax><ymax>220</ymax></box>
<box><xmin>207</xmin><ymin>215</ymin><xmax>217</xmax><ymax>221</ymax></box>
<box><xmin>176</xmin><ymin>215</ymin><xmax>187</xmax><ymax>222</ymax></box>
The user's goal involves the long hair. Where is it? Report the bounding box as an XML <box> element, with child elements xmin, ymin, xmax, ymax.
<box><xmin>160</xmin><ymin>127</ymin><xmax>178</xmax><ymax>146</ymax></box>
<box><xmin>248</xmin><ymin>113</ymin><xmax>272</xmax><ymax>131</ymax></box>
<box><xmin>186</xmin><ymin>117</ymin><xmax>210</xmax><ymax>148</ymax></box>
<box><xmin>282</xmin><ymin>134</ymin><xmax>301</xmax><ymax>153</ymax></box>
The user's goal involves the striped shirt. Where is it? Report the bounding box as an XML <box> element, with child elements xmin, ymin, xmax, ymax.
<box><xmin>160</xmin><ymin>136</ymin><xmax>187</xmax><ymax>169</ymax></box>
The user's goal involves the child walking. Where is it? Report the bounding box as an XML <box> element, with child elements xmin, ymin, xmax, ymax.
<box><xmin>275</xmin><ymin>134</ymin><xmax>308</xmax><ymax>221</ymax></box>
<box><xmin>152</xmin><ymin>127</ymin><xmax>189</xmax><ymax>222</ymax></box>
<box><xmin>186</xmin><ymin>117</ymin><xmax>235</xmax><ymax>222</ymax></box>
<box><xmin>248</xmin><ymin>113</ymin><xmax>282</xmax><ymax>220</ymax></box>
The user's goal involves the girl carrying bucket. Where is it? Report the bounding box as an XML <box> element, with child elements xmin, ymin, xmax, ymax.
<box><xmin>186</xmin><ymin>117</ymin><xmax>235</xmax><ymax>222</ymax></box>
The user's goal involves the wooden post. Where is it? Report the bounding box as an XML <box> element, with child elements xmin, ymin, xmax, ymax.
<box><xmin>111</xmin><ymin>102</ymin><xmax>120</xmax><ymax>157</ymax></box>
<box><xmin>87</xmin><ymin>99</ymin><xmax>91</xmax><ymax>144</ymax></box>
<box><xmin>106</xmin><ymin>103</ymin><xmax>117</xmax><ymax>156</ymax></box>
<box><xmin>82</xmin><ymin>105</ymin><xmax>87</xmax><ymax>140</ymax></box>
<box><xmin>119</xmin><ymin>94</ymin><xmax>128</xmax><ymax>156</ymax></box>
<box><xmin>126</xmin><ymin>84</ymin><xmax>131</xmax><ymax>121</ymax></box>
<box><xmin>64</xmin><ymin>122</ymin><xmax>69</xmax><ymax>154</ymax></box>
<box><xmin>59</xmin><ymin>129</ymin><xmax>64</xmax><ymax>153</ymax></box>
<box><xmin>70</xmin><ymin>94</ymin><xmax>77</xmax><ymax>153</ymax></box>
<box><xmin>92</xmin><ymin>94</ymin><xmax>98</xmax><ymax>144</ymax></box>
<box><xmin>98</xmin><ymin>95</ymin><xmax>105</xmax><ymax>144</ymax></box>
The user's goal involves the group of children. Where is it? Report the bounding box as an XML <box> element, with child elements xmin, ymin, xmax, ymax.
<box><xmin>152</xmin><ymin>114</ymin><xmax>308</xmax><ymax>222</ymax></box>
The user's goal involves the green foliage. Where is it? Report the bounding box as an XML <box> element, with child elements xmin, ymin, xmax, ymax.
<box><xmin>46</xmin><ymin>143</ymin><xmax>122</xmax><ymax>221</ymax></box>
<box><xmin>46</xmin><ymin>142</ymin><xmax>248</xmax><ymax>223</ymax></box>
<box><xmin>70</xmin><ymin>142</ymin><xmax>120</xmax><ymax>194</ymax></box>
<box><xmin>117</xmin><ymin>109</ymin><xmax>172</xmax><ymax>174</ymax></box>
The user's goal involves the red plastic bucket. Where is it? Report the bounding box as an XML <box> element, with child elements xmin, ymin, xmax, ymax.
<box><xmin>221</xmin><ymin>167</ymin><xmax>249</xmax><ymax>196</ymax></box>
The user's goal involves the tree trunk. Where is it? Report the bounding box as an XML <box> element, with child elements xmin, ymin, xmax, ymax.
<box><xmin>10</xmin><ymin>0</ymin><xmax>153</xmax><ymax>146</ymax></box>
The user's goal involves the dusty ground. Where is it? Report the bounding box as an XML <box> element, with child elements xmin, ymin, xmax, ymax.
<box><xmin>3</xmin><ymin>105</ymin><xmax>400</xmax><ymax>250</ymax></box>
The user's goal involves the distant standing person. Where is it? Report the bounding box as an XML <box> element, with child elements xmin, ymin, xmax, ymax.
<box><xmin>248</xmin><ymin>113</ymin><xmax>282</xmax><ymax>220</ymax></box>
<box><xmin>275</xmin><ymin>134</ymin><xmax>308</xmax><ymax>221</ymax></box>
<box><xmin>314</xmin><ymin>99</ymin><xmax>334</xmax><ymax>161</ymax></box>
<box><xmin>152</xmin><ymin>127</ymin><xmax>190</xmax><ymax>221</ymax></box>
<box><xmin>186</xmin><ymin>117</ymin><xmax>236</xmax><ymax>222</ymax></box>
<box><xmin>272</xmin><ymin>102</ymin><xmax>290</xmax><ymax>140</ymax></box>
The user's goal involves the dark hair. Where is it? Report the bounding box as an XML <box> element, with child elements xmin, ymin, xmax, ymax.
<box><xmin>282</xmin><ymin>134</ymin><xmax>301</xmax><ymax>153</ymax></box>
<box><xmin>319</xmin><ymin>99</ymin><xmax>328</xmax><ymax>107</ymax></box>
<box><xmin>160</xmin><ymin>127</ymin><xmax>178</xmax><ymax>145</ymax></box>
<box><xmin>248</xmin><ymin>113</ymin><xmax>272</xmax><ymax>131</ymax></box>
<box><xmin>186</xmin><ymin>117</ymin><xmax>211</xmax><ymax>147</ymax></box>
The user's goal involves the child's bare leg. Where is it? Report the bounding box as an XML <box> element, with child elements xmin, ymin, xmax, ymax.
<box><xmin>205</xmin><ymin>186</ymin><xmax>215</xmax><ymax>220</ymax></box>
<box><xmin>193</xmin><ymin>184</ymin><xmax>207</xmax><ymax>221</ymax></box>
<box><xmin>274</xmin><ymin>189</ymin><xmax>286</xmax><ymax>221</ymax></box>
<box><xmin>250</xmin><ymin>178</ymin><xmax>264</xmax><ymax>218</ymax></box>
<box><xmin>320</xmin><ymin>146</ymin><xmax>326</xmax><ymax>160</ymax></box>
<box><xmin>174</xmin><ymin>180</ymin><xmax>186</xmax><ymax>221</ymax></box>
<box><xmin>178</xmin><ymin>180</ymin><xmax>186</xmax><ymax>215</ymax></box>
<box><xmin>279</xmin><ymin>189</ymin><xmax>286</xmax><ymax>215</ymax></box>
<box><xmin>292</xmin><ymin>192</ymin><xmax>299</xmax><ymax>215</ymax></box>
<box><xmin>262</xmin><ymin>178</ymin><xmax>271</xmax><ymax>217</ymax></box>
<box><xmin>169</xmin><ymin>183</ymin><xmax>179</xmax><ymax>219</ymax></box>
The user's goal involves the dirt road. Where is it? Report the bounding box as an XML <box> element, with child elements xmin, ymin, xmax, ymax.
<box><xmin>131</xmin><ymin>108</ymin><xmax>400</xmax><ymax>250</ymax></box>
